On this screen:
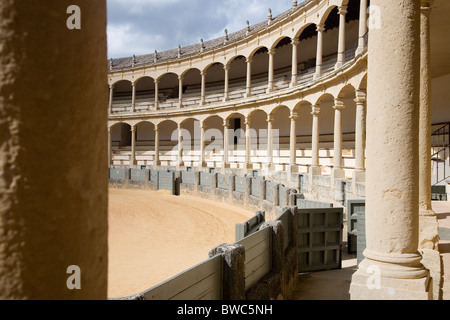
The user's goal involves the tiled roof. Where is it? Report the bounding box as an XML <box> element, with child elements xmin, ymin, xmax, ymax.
<box><xmin>109</xmin><ymin>5</ymin><xmax>300</xmax><ymax>71</ymax></box>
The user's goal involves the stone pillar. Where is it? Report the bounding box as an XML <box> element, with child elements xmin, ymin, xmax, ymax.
<box><xmin>335</xmin><ymin>6</ymin><xmax>347</xmax><ymax>69</ymax></box>
<box><xmin>201</xmin><ymin>70</ymin><xmax>206</xmax><ymax>105</ymax></box>
<box><xmin>245</xmin><ymin>116</ymin><xmax>252</xmax><ymax>169</ymax></box>
<box><xmin>131</xmin><ymin>83</ymin><xmax>136</xmax><ymax>112</ymax></box>
<box><xmin>0</xmin><ymin>0</ymin><xmax>108</xmax><ymax>300</ymax></box>
<box><xmin>178</xmin><ymin>75</ymin><xmax>184</xmax><ymax>108</ymax></box>
<box><xmin>199</xmin><ymin>121</ymin><xmax>206</xmax><ymax>168</ymax></box>
<box><xmin>352</xmin><ymin>90</ymin><xmax>367</xmax><ymax>187</ymax></box>
<box><xmin>314</xmin><ymin>24</ymin><xmax>325</xmax><ymax>80</ymax></box>
<box><xmin>177</xmin><ymin>123</ymin><xmax>183</xmax><ymax>168</ymax></box>
<box><xmin>223</xmin><ymin>119</ymin><xmax>230</xmax><ymax>169</ymax></box>
<box><xmin>223</xmin><ymin>65</ymin><xmax>230</xmax><ymax>102</ymax></box>
<box><xmin>310</xmin><ymin>106</ymin><xmax>321</xmax><ymax>176</ymax></box>
<box><xmin>290</xmin><ymin>39</ymin><xmax>299</xmax><ymax>87</ymax></box>
<box><xmin>356</xmin><ymin>0</ymin><xmax>368</xmax><ymax>55</ymax></box>
<box><xmin>289</xmin><ymin>111</ymin><xmax>298</xmax><ymax>172</ymax></box>
<box><xmin>331</xmin><ymin>99</ymin><xmax>345</xmax><ymax>182</ymax></box>
<box><xmin>350</xmin><ymin>0</ymin><xmax>431</xmax><ymax>300</ymax></box>
<box><xmin>418</xmin><ymin>0</ymin><xmax>435</xmax><ymax>218</ymax></box>
<box><xmin>267</xmin><ymin>49</ymin><xmax>275</xmax><ymax>93</ymax></box>
<box><xmin>246</xmin><ymin>57</ymin><xmax>252</xmax><ymax>98</ymax></box>
<box><xmin>109</xmin><ymin>85</ymin><xmax>114</xmax><ymax>114</ymax></box>
<box><xmin>130</xmin><ymin>125</ymin><xmax>136</xmax><ymax>167</ymax></box>
<box><xmin>154</xmin><ymin>125</ymin><xmax>160</xmax><ymax>167</ymax></box>
<box><xmin>108</xmin><ymin>126</ymin><xmax>112</xmax><ymax>166</ymax></box>
<box><xmin>154</xmin><ymin>79</ymin><xmax>160</xmax><ymax>110</ymax></box>
<box><xmin>267</xmin><ymin>115</ymin><xmax>274</xmax><ymax>169</ymax></box>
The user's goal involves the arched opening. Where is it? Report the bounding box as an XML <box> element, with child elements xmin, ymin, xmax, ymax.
<box><xmin>158</xmin><ymin>72</ymin><xmax>179</xmax><ymax>109</ymax></box>
<box><xmin>182</xmin><ymin>68</ymin><xmax>202</xmax><ymax>107</ymax></box>
<box><xmin>135</xmin><ymin>77</ymin><xmax>155</xmax><ymax>111</ymax></box>
<box><xmin>315</xmin><ymin>93</ymin><xmax>336</xmax><ymax>175</ymax></box>
<box><xmin>180</xmin><ymin>118</ymin><xmax>197</xmax><ymax>167</ymax></box>
<box><xmin>204</xmin><ymin>116</ymin><xmax>224</xmax><ymax>167</ymax></box>
<box><xmin>228</xmin><ymin>56</ymin><xmax>247</xmax><ymax>100</ymax></box>
<box><xmin>204</xmin><ymin>63</ymin><xmax>225</xmax><ymax>103</ymax></box>
<box><xmin>249</xmin><ymin>109</ymin><xmax>268</xmax><ymax>168</ymax></box>
<box><xmin>135</xmin><ymin>121</ymin><xmax>155</xmax><ymax>166</ymax></box>
<box><xmin>294</xmin><ymin>101</ymin><xmax>314</xmax><ymax>173</ymax></box>
<box><xmin>227</xmin><ymin>113</ymin><xmax>246</xmax><ymax>168</ymax></box>
<box><xmin>270</xmin><ymin>106</ymin><xmax>291</xmax><ymax>167</ymax></box>
<box><xmin>273</xmin><ymin>37</ymin><xmax>293</xmax><ymax>91</ymax></box>
<box><xmin>158</xmin><ymin>120</ymin><xmax>178</xmax><ymax>166</ymax></box>
<box><xmin>112</xmin><ymin>80</ymin><xmax>132</xmax><ymax>112</ymax></box>
<box><xmin>110</xmin><ymin>122</ymin><xmax>131</xmax><ymax>165</ymax></box>
<box><xmin>250</xmin><ymin>47</ymin><xmax>269</xmax><ymax>95</ymax></box>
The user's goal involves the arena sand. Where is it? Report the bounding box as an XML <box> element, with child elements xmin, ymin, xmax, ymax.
<box><xmin>107</xmin><ymin>187</ymin><xmax>256</xmax><ymax>298</ymax></box>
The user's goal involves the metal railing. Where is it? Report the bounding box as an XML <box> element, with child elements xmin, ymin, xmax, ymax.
<box><xmin>431</xmin><ymin>123</ymin><xmax>450</xmax><ymax>186</ymax></box>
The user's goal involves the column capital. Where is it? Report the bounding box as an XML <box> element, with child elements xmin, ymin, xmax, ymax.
<box><xmin>223</xmin><ymin>119</ymin><xmax>230</xmax><ymax>128</ymax></box>
<box><xmin>178</xmin><ymin>75</ymin><xmax>184</xmax><ymax>81</ymax></box>
<box><xmin>223</xmin><ymin>64</ymin><xmax>230</xmax><ymax>72</ymax></box>
<box><xmin>291</xmin><ymin>38</ymin><xmax>299</xmax><ymax>46</ymax></box>
<box><xmin>154</xmin><ymin>78</ymin><xmax>160</xmax><ymax>85</ymax></box>
<box><xmin>355</xmin><ymin>90</ymin><xmax>367</xmax><ymax>104</ymax></box>
<box><xmin>267</xmin><ymin>48</ymin><xmax>276</xmax><ymax>56</ymax></box>
<box><xmin>131</xmin><ymin>125</ymin><xmax>136</xmax><ymax>132</ymax></box>
<box><xmin>338</xmin><ymin>5</ymin><xmax>348</xmax><ymax>15</ymax></box>
<box><xmin>200</xmin><ymin>70</ymin><xmax>207</xmax><ymax>76</ymax></box>
<box><xmin>316</xmin><ymin>24</ymin><xmax>325</xmax><ymax>33</ymax></box>
<box><xmin>290</xmin><ymin>111</ymin><xmax>298</xmax><ymax>120</ymax></box>
<box><xmin>266</xmin><ymin>115</ymin><xmax>274</xmax><ymax>123</ymax></box>
<box><xmin>334</xmin><ymin>99</ymin><xmax>345</xmax><ymax>110</ymax></box>
<box><xmin>246</xmin><ymin>57</ymin><xmax>253</xmax><ymax>64</ymax></box>
<box><xmin>420</xmin><ymin>0</ymin><xmax>434</xmax><ymax>10</ymax></box>
<box><xmin>199</xmin><ymin>121</ymin><xmax>206</xmax><ymax>130</ymax></box>
<box><xmin>244</xmin><ymin>116</ymin><xmax>251</xmax><ymax>126</ymax></box>
<box><xmin>311</xmin><ymin>105</ymin><xmax>320</xmax><ymax>116</ymax></box>
<box><xmin>154</xmin><ymin>124</ymin><xmax>159</xmax><ymax>132</ymax></box>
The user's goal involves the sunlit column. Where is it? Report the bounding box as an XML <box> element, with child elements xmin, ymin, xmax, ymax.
<box><xmin>154</xmin><ymin>79</ymin><xmax>160</xmax><ymax>110</ymax></box>
<box><xmin>290</xmin><ymin>39</ymin><xmax>299</xmax><ymax>87</ymax></box>
<box><xmin>199</xmin><ymin>121</ymin><xmax>206</xmax><ymax>168</ymax></box>
<box><xmin>331</xmin><ymin>99</ymin><xmax>345</xmax><ymax>181</ymax></box>
<box><xmin>178</xmin><ymin>75</ymin><xmax>184</xmax><ymax>108</ymax></box>
<box><xmin>314</xmin><ymin>24</ymin><xmax>325</xmax><ymax>79</ymax></box>
<box><xmin>246</xmin><ymin>57</ymin><xmax>252</xmax><ymax>98</ymax></box>
<box><xmin>201</xmin><ymin>70</ymin><xmax>206</xmax><ymax>106</ymax></box>
<box><xmin>289</xmin><ymin>111</ymin><xmax>298</xmax><ymax>168</ymax></box>
<box><xmin>109</xmin><ymin>85</ymin><xmax>113</xmax><ymax>114</ymax></box>
<box><xmin>223</xmin><ymin>119</ymin><xmax>230</xmax><ymax>168</ymax></box>
<box><xmin>310</xmin><ymin>105</ymin><xmax>321</xmax><ymax>175</ymax></box>
<box><xmin>267</xmin><ymin>49</ymin><xmax>275</xmax><ymax>93</ymax></box>
<box><xmin>154</xmin><ymin>124</ymin><xmax>160</xmax><ymax>167</ymax></box>
<box><xmin>130</xmin><ymin>125</ymin><xmax>136</xmax><ymax>166</ymax></box>
<box><xmin>336</xmin><ymin>6</ymin><xmax>348</xmax><ymax>69</ymax></box>
<box><xmin>245</xmin><ymin>116</ymin><xmax>252</xmax><ymax>169</ymax></box>
<box><xmin>131</xmin><ymin>83</ymin><xmax>136</xmax><ymax>112</ymax></box>
<box><xmin>356</xmin><ymin>0</ymin><xmax>368</xmax><ymax>55</ymax></box>
<box><xmin>223</xmin><ymin>65</ymin><xmax>230</xmax><ymax>102</ymax></box>
<box><xmin>267</xmin><ymin>115</ymin><xmax>273</xmax><ymax>168</ymax></box>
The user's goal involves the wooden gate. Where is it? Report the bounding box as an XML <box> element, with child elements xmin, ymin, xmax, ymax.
<box><xmin>296</xmin><ymin>207</ymin><xmax>344</xmax><ymax>272</ymax></box>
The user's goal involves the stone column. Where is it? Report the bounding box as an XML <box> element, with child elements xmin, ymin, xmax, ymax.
<box><xmin>289</xmin><ymin>111</ymin><xmax>298</xmax><ymax>172</ymax></box>
<box><xmin>246</xmin><ymin>57</ymin><xmax>252</xmax><ymax>97</ymax></box>
<box><xmin>335</xmin><ymin>6</ymin><xmax>348</xmax><ymax>69</ymax></box>
<box><xmin>178</xmin><ymin>75</ymin><xmax>184</xmax><ymax>108</ymax></box>
<box><xmin>109</xmin><ymin>85</ymin><xmax>114</xmax><ymax>114</ymax></box>
<box><xmin>199</xmin><ymin>121</ymin><xmax>206</xmax><ymax>168</ymax></box>
<box><xmin>245</xmin><ymin>116</ymin><xmax>252</xmax><ymax>169</ymax></box>
<box><xmin>154</xmin><ymin>79</ymin><xmax>160</xmax><ymax>110</ymax></box>
<box><xmin>310</xmin><ymin>106</ymin><xmax>321</xmax><ymax>176</ymax></box>
<box><xmin>352</xmin><ymin>90</ymin><xmax>367</xmax><ymax>186</ymax></box>
<box><xmin>331</xmin><ymin>99</ymin><xmax>345</xmax><ymax>182</ymax></box>
<box><xmin>154</xmin><ymin>125</ymin><xmax>160</xmax><ymax>167</ymax></box>
<box><xmin>201</xmin><ymin>70</ymin><xmax>206</xmax><ymax>106</ymax></box>
<box><xmin>131</xmin><ymin>83</ymin><xmax>136</xmax><ymax>112</ymax></box>
<box><xmin>108</xmin><ymin>126</ymin><xmax>112</xmax><ymax>166</ymax></box>
<box><xmin>356</xmin><ymin>0</ymin><xmax>368</xmax><ymax>55</ymax></box>
<box><xmin>224</xmin><ymin>65</ymin><xmax>230</xmax><ymax>102</ymax></box>
<box><xmin>130</xmin><ymin>125</ymin><xmax>136</xmax><ymax>167</ymax></box>
<box><xmin>418</xmin><ymin>0</ymin><xmax>435</xmax><ymax>218</ymax></box>
<box><xmin>290</xmin><ymin>39</ymin><xmax>299</xmax><ymax>87</ymax></box>
<box><xmin>267</xmin><ymin>115</ymin><xmax>274</xmax><ymax>169</ymax></box>
<box><xmin>267</xmin><ymin>49</ymin><xmax>275</xmax><ymax>93</ymax></box>
<box><xmin>0</xmin><ymin>0</ymin><xmax>108</xmax><ymax>299</ymax></box>
<box><xmin>223</xmin><ymin>119</ymin><xmax>230</xmax><ymax>169</ymax></box>
<box><xmin>314</xmin><ymin>24</ymin><xmax>325</xmax><ymax>80</ymax></box>
<box><xmin>350</xmin><ymin>0</ymin><xmax>431</xmax><ymax>300</ymax></box>
<box><xmin>177</xmin><ymin>123</ymin><xmax>183</xmax><ymax>168</ymax></box>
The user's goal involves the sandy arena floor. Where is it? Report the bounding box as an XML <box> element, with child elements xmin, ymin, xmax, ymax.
<box><xmin>107</xmin><ymin>187</ymin><xmax>255</xmax><ymax>299</ymax></box>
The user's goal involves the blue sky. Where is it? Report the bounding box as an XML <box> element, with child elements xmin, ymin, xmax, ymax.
<box><xmin>107</xmin><ymin>0</ymin><xmax>294</xmax><ymax>58</ymax></box>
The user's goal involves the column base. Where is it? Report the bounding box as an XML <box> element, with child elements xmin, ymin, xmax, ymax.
<box><xmin>350</xmin><ymin>269</ymin><xmax>431</xmax><ymax>300</ymax></box>
<box><xmin>309</xmin><ymin>166</ymin><xmax>321</xmax><ymax>176</ymax></box>
<box><xmin>287</xmin><ymin>164</ymin><xmax>298</xmax><ymax>175</ymax></box>
<box><xmin>334</xmin><ymin>61</ymin><xmax>343</xmax><ymax>70</ymax></box>
<box><xmin>331</xmin><ymin>167</ymin><xmax>345</xmax><ymax>182</ymax></box>
<box><xmin>419</xmin><ymin>213</ymin><xmax>439</xmax><ymax>250</ymax></box>
<box><xmin>352</xmin><ymin>170</ymin><xmax>365</xmax><ymax>194</ymax></box>
<box><xmin>242</xmin><ymin>163</ymin><xmax>253</xmax><ymax>170</ymax></box>
<box><xmin>313</xmin><ymin>72</ymin><xmax>322</xmax><ymax>80</ymax></box>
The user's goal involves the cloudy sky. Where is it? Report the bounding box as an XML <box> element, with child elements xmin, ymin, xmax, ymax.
<box><xmin>107</xmin><ymin>0</ymin><xmax>294</xmax><ymax>59</ymax></box>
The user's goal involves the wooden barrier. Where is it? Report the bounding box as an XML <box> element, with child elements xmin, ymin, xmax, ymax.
<box><xmin>142</xmin><ymin>255</ymin><xmax>222</xmax><ymax>300</ymax></box>
<box><xmin>235</xmin><ymin>211</ymin><xmax>266</xmax><ymax>242</ymax></box>
<box><xmin>236</xmin><ymin>227</ymin><xmax>272</xmax><ymax>290</ymax></box>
